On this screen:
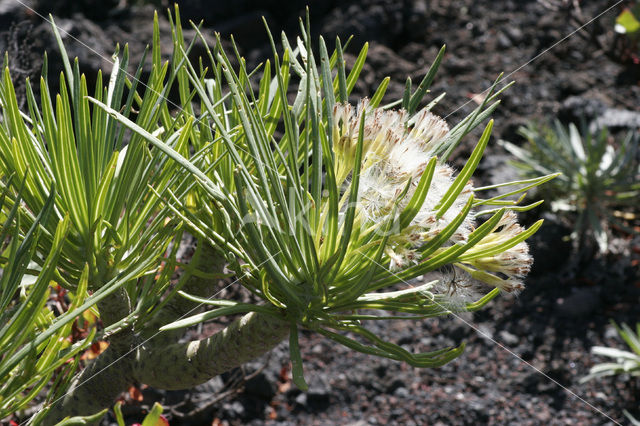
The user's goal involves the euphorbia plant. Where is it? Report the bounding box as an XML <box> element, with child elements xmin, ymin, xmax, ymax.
<box><xmin>0</xmin><ymin>6</ymin><xmax>555</xmax><ymax>424</ymax></box>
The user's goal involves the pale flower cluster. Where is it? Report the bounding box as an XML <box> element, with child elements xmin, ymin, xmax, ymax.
<box><xmin>332</xmin><ymin>99</ymin><xmax>532</xmax><ymax>299</ymax></box>
<box><xmin>458</xmin><ymin>211</ymin><xmax>533</xmax><ymax>295</ymax></box>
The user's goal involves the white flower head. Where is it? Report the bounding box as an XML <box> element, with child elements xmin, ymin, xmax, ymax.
<box><xmin>333</xmin><ymin>100</ymin><xmax>479</xmax><ymax>270</ymax></box>
<box><xmin>408</xmin><ymin>108</ymin><xmax>450</xmax><ymax>153</ymax></box>
<box><xmin>386</xmin><ymin>246</ymin><xmax>419</xmax><ymax>271</ymax></box>
<box><xmin>457</xmin><ymin>211</ymin><xmax>534</xmax><ymax>295</ymax></box>
<box><xmin>431</xmin><ymin>266</ymin><xmax>487</xmax><ymax>311</ymax></box>
<box><xmin>331</xmin><ymin>98</ymin><xmax>535</xmax><ymax>305</ymax></box>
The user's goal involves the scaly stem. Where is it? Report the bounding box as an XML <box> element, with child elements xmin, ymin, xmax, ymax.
<box><xmin>45</xmin><ymin>312</ymin><xmax>288</xmax><ymax>423</ymax></box>
<box><xmin>135</xmin><ymin>311</ymin><xmax>289</xmax><ymax>390</ymax></box>
<box><xmin>45</xmin><ymin>346</ymin><xmax>136</xmax><ymax>424</ymax></box>
<box><xmin>97</xmin><ymin>287</ymin><xmax>134</xmax><ymax>351</ymax></box>
<box><xmin>42</xmin><ymin>244</ymin><xmax>290</xmax><ymax>423</ymax></box>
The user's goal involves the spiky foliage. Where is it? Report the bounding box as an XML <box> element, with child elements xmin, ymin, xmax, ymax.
<box><xmin>582</xmin><ymin>322</ymin><xmax>640</xmax><ymax>382</ymax></box>
<box><xmin>0</xmin><ymin>12</ymin><xmax>190</xmax><ymax>423</ymax></box>
<box><xmin>0</xmin><ymin>6</ymin><xmax>552</xmax><ymax>423</ymax></box>
<box><xmin>581</xmin><ymin>321</ymin><xmax>640</xmax><ymax>424</ymax></box>
<box><xmin>502</xmin><ymin>120</ymin><xmax>639</xmax><ymax>255</ymax></box>
<box><xmin>101</xmin><ymin>10</ymin><xmax>550</xmax><ymax>389</ymax></box>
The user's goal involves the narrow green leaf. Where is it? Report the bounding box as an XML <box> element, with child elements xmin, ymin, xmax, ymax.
<box><xmin>160</xmin><ymin>304</ymin><xmax>276</xmax><ymax>331</ymax></box>
<box><xmin>88</xmin><ymin>98</ymin><xmax>224</xmax><ymax>201</ymax></box>
<box><xmin>141</xmin><ymin>402</ymin><xmax>165</xmax><ymax>426</ymax></box>
<box><xmin>55</xmin><ymin>409</ymin><xmax>109</xmax><ymax>425</ymax></box>
<box><xmin>370</xmin><ymin>77</ymin><xmax>390</xmax><ymax>108</ymax></box>
<box><xmin>335</xmin><ymin>37</ymin><xmax>348</xmax><ymax>102</ymax></box>
<box><xmin>399</xmin><ymin>157</ymin><xmax>437</xmax><ymax>229</ymax></box>
<box><xmin>476</xmin><ymin>217</ymin><xmax>543</xmax><ymax>254</ymax></box>
<box><xmin>345</xmin><ymin>42</ymin><xmax>368</xmax><ymax>95</ymax></box>
<box><xmin>402</xmin><ymin>77</ymin><xmax>412</xmax><ymax>110</ymax></box>
<box><xmin>49</xmin><ymin>15</ymin><xmax>74</xmax><ymax>98</ymax></box>
<box><xmin>408</xmin><ymin>45</ymin><xmax>445</xmax><ymax>114</ymax></box>
<box><xmin>330</xmin><ymin>109</ymin><xmax>366</xmax><ymax>280</ymax></box>
<box><xmin>113</xmin><ymin>402</ymin><xmax>125</xmax><ymax>426</ymax></box>
<box><xmin>289</xmin><ymin>324</ymin><xmax>308</xmax><ymax>390</ymax></box>
<box><xmin>436</xmin><ymin>120</ymin><xmax>493</xmax><ymax>218</ymax></box>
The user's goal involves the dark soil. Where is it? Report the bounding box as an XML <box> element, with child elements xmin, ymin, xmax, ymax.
<box><xmin>2</xmin><ymin>0</ymin><xmax>640</xmax><ymax>425</ymax></box>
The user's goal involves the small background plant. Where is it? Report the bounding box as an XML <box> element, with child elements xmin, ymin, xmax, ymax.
<box><xmin>614</xmin><ymin>3</ymin><xmax>640</xmax><ymax>65</ymax></box>
<box><xmin>581</xmin><ymin>322</ymin><xmax>640</xmax><ymax>425</ymax></box>
<box><xmin>539</xmin><ymin>1</ymin><xmax>640</xmax><ymax>79</ymax></box>
<box><xmin>501</xmin><ymin>120</ymin><xmax>640</xmax><ymax>257</ymax></box>
<box><xmin>116</xmin><ymin>401</ymin><xmax>169</xmax><ymax>426</ymax></box>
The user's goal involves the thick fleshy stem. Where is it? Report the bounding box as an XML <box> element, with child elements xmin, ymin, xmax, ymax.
<box><xmin>44</xmin><ymin>312</ymin><xmax>289</xmax><ymax>423</ymax></box>
<box><xmin>45</xmin><ymin>346</ymin><xmax>136</xmax><ymax>425</ymax></box>
<box><xmin>97</xmin><ymin>287</ymin><xmax>134</xmax><ymax>351</ymax></box>
<box><xmin>135</xmin><ymin>311</ymin><xmax>289</xmax><ymax>390</ymax></box>
<box><xmin>42</xmin><ymin>244</ymin><xmax>290</xmax><ymax>423</ymax></box>
<box><xmin>139</xmin><ymin>241</ymin><xmax>226</xmax><ymax>346</ymax></box>
<box><xmin>45</xmin><ymin>286</ymin><xmax>135</xmax><ymax>425</ymax></box>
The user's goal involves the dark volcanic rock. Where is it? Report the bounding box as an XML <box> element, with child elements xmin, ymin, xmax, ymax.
<box><xmin>528</xmin><ymin>217</ymin><xmax>573</xmax><ymax>276</ymax></box>
<box><xmin>34</xmin><ymin>0</ymin><xmax>121</xmax><ymax>21</ymax></box>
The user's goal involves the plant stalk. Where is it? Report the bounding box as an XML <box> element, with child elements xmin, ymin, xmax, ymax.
<box><xmin>135</xmin><ymin>311</ymin><xmax>289</xmax><ymax>390</ymax></box>
<box><xmin>42</xmin><ymin>244</ymin><xmax>289</xmax><ymax>423</ymax></box>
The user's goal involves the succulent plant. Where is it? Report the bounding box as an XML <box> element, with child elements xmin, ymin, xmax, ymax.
<box><xmin>582</xmin><ymin>322</ymin><xmax>640</xmax><ymax>424</ymax></box>
<box><xmin>614</xmin><ymin>3</ymin><xmax>640</xmax><ymax>65</ymax></box>
<box><xmin>501</xmin><ymin>120</ymin><xmax>639</xmax><ymax>255</ymax></box>
<box><xmin>0</xmin><ymin>6</ymin><xmax>552</xmax><ymax>424</ymax></box>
